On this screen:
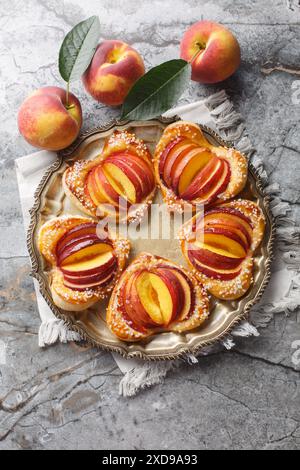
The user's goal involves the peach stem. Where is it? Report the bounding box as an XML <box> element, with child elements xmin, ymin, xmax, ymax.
<box><xmin>65</xmin><ymin>81</ymin><xmax>72</xmax><ymax>109</ymax></box>
<box><xmin>65</xmin><ymin>82</ymin><xmax>75</xmax><ymax>110</ymax></box>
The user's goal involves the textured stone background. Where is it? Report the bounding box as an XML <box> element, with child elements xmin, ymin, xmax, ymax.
<box><xmin>0</xmin><ymin>0</ymin><xmax>300</xmax><ymax>450</ymax></box>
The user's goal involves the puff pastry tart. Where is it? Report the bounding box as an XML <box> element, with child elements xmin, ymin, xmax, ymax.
<box><xmin>63</xmin><ymin>130</ymin><xmax>156</xmax><ymax>222</ymax></box>
<box><xmin>154</xmin><ymin>121</ymin><xmax>247</xmax><ymax>212</ymax></box>
<box><xmin>180</xmin><ymin>199</ymin><xmax>266</xmax><ymax>300</ymax></box>
<box><xmin>107</xmin><ymin>252</ymin><xmax>210</xmax><ymax>342</ymax></box>
<box><xmin>38</xmin><ymin>216</ymin><xmax>130</xmax><ymax>311</ymax></box>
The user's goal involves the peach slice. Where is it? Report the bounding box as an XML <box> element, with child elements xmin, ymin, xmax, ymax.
<box><xmin>188</xmin><ymin>252</ymin><xmax>242</xmax><ymax>280</ymax></box>
<box><xmin>205</xmin><ymin>221</ymin><xmax>251</xmax><ymax>249</ymax></box>
<box><xmin>156</xmin><ymin>268</ymin><xmax>185</xmax><ymax>321</ymax></box>
<box><xmin>63</xmin><ymin>268</ymin><xmax>115</xmax><ymax>286</ymax></box>
<box><xmin>56</xmin><ymin>222</ymin><xmax>98</xmax><ymax>254</ymax></box>
<box><xmin>96</xmin><ymin>165</ymin><xmax>122</xmax><ymax>206</ymax></box>
<box><xmin>169</xmin><ymin>147</ymin><xmax>203</xmax><ymax>192</ymax></box>
<box><xmin>125</xmin><ymin>154</ymin><xmax>155</xmax><ymax>195</ymax></box>
<box><xmin>209</xmin><ymin>160</ymin><xmax>231</xmax><ymax>199</ymax></box>
<box><xmin>171</xmin><ymin>269</ymin><xmax>193</xmax><ymax>321</ymax></box>
<box><xmin>120</xmin><ymin>272</ymin><xmax>149</xmax><ymax>332</ymax></box>
<box><xmin>108</xmin><ymin>157</ymin><xmax>143</xmax><ymax>201</ymax></box>
<box><xmin>56</xmin><ymin>233</ymin><xmax>100</xmax><ymax>258</ymax></box>
<box><xmin>192</xmin><ymin>160</ymin><xmax>231</xmax><ymax>204</ymax></box>
<box><xmin>204</xmin><ymin>209</ymin><xmax>253</xmax><ymax>239</ymax></box>
<box><xmin>189</xmin><ymin>244</ymin><xmax>244</xmax><ymax>270</ymax></box>
<box><xmin>180</xmin><ymin>157</ymin><xmax>223</xmax><ymax>200</ymax></box>
<box><xmin>64</xmin><ymin>270</ymin><xmax>115</xmax><ymax>291</ymax></box>
<box><xmin>86</xmin><ymin>168</ymin><xmax>107</xmax><ymax>206</ymax></box>
<box><xmin>103</xmin><ymin>162</ymin><xmax>136</xmax><ymax>203</ymax></box>
<box><xmin>60</xmin><ymin>242</ymin><xmax>112</xmax><ymax>267</ymax></box>
<box><xmin>93</xmin><ymin>166</ymin><xmax>130</xmax><ymax>217</ymax></box>
<box><xmin>202</xmin><ymin>230</ymin><xmax>247</xmax><ymax>258</ymax></box>
<box><xmin>61</xmin><ymin>251</ymin><xmax>116</xmax><ymax>276</ymax></box>
<box><xmin>104</xmin><ymin>153</ymin><xmax>154</xmax><ymax>203</ymax></box>
<box><xmin>127</xmin><ymin>271</ymin><xmax>157</xmax><ymax>328</ymax></box>
<box><xmin>136</xmin><ymin>271</ymin><xmax>173</xmax><ymax>325</ymax></box>
<box><xmin>159</xmin><ymin>137</ymin><xmax>184</xmax><ymax>175</ymax></box>
<box><xmin>163</xmin><ymin>143</ymin><xmax>196</xmax><ymax>187</ymax></box>
<box><xmin>204</xmin><ymin>226</ymin><xmax>248</xmax><ymax>251</ymax></box>
<box><xmin>177</xmin><ymin>149</ymin><xmax>213</xmax><ymax>195</ymax></box>
<box><xmin>61</xmin><ymin>249</ymin><xmax>114</xmax><ymax>275</ymax></box>
<box><xmin>57</xmin><ymin>238</ymin><xmax>99</xmax><ymax>265</ymax></box>
<box><xmin>205</xmin><ymin>207</ymin><xmax>253</xmax><ymax>226</ymax></box>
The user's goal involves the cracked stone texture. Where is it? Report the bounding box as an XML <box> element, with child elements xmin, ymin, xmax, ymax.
<box><xmin>0</xmin><ymin>0</ymin><xmax>300</xmax><ymax>450</ymax></box>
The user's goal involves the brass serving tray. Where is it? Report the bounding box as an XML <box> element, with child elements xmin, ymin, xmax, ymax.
<box><xmin>27</xmin><ymin>117</ymin><xmax>275</xmax><ymax>360</ymax></box>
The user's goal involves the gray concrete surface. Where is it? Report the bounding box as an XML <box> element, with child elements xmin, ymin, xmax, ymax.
<box><xmin>0</xmin><ymin>0</ymin><xmax>300</xmax><ymax>450</ymax></box>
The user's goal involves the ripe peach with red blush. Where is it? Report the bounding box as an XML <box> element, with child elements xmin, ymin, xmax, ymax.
<box><xmin>82</xmin><ymin>40</ymin><xmax>145</xmax><ymax>106</ymax></box>
<box><xmin>180</xmin><ymin>21</ymin><xmax>241</xmax><ymax>84</ymax></box>
<box><xmin>18</xmin><ymin>86</ymin><xmax>82</xmax><ymax>151</ymax></box>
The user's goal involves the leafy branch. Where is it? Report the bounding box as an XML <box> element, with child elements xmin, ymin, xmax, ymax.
<box><xmin>58</xmin><ymin>16</ymin><xmax>100</xmax><ymax>107</ymax></box>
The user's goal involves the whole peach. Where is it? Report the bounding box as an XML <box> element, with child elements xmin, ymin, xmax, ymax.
<box><xmin>82</xmin><ymin>40</ymin><xmax>145</xmax><ymax>106</ymax></box>
<box><xmin>180</xmin><ymin>21</ymin><xmax>241</xmax><ymax>84</ymax></box>
<box><xmin>18</xmin><ymin>86</ymin><xmax>82</xmax><ymax>151</ymax></box>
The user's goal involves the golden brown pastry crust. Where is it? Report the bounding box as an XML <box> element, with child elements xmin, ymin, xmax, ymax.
<box><xmin>38</xmin><ymin>216</ymin><xmax>130</xmax><ymax>311</ymax></box>
<box><xmin>154</xmin><ymin>121</ymin><xmax>248</xmax><ymax>212</ymax></box>
<box><xmin>180</xmin><ymin>199</ymin><xmax>266</xmax><ymax>300</ymax></box>
<box><xmin>106</xmin><ymin>252</ymin><xmax>210</xmax><ymax>341</ymax></box>
<box><xmin>63</xmin><ymin>130</ymin><xmax>156</xmax><ymax>223</ymax></box>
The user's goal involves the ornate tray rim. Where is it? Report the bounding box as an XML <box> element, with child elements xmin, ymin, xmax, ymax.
<box><xmin>27</xmin><ymin>116</ymin><xmax>276</xmax><ymax>361</ymax></box>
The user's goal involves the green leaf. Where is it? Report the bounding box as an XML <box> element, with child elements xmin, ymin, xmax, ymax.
<box><xmin>59</xmin><ymin>16</ymin><xmax>100</xmax><ymax>82</ymax></box>
<box><xmin>121</xmin><ymin>59</ymin><xmax>191</xmax><ymax>121</ymax></box>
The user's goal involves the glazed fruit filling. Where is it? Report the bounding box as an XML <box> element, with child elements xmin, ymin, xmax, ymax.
<box><xmin>86</xmin><ymin>151</ymin><xmax>155</xmax><ymax>209</ymax></box>
<box><xmin>159</xmin><ymin>137</ymin><xmax>231</xmax><ymax>204</ymax></box>
<box><xmin>188</xmin><ymin>207</ymin><xmax>253</xmax><ymax>280</ymax></box>
<box><xmin>119</xmin><ymin>266</ymin><xmax>194</xmax><ymax>332</ymax></box>
<box><xmin>56</xmin><ymin>222</ymin><xmax>117</xmax><ymax>291</ymax></box>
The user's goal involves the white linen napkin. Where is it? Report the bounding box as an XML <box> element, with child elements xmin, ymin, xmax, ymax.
<box><xmin>16</xmin><ymin>91</ymin><xmax>300</xmax><ymax>394</ymax></box>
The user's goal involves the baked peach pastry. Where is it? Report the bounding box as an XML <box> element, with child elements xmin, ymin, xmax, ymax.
<box><xmin>107</xmin><ymin>252</ymin><xmax>210</xmax><ymax>341</ymax></box>
<box><xmin>38</xmin><ymin>216</ymin><xmax>130</xmax><ymax>311</ymax></box>
<box><xmin>63</xmin><ymin>130</ymin><xmax>156</xmax><ymax>222</ymax></box>
<box><xmin>154</xmin><ymin>121</ymin><xmax>247</xmax><ymax>212</ymax></box>
<box><xmin>180</xmin><ymin>200</ymin><xmax>265</xmax><ymax>300</ymax></box>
